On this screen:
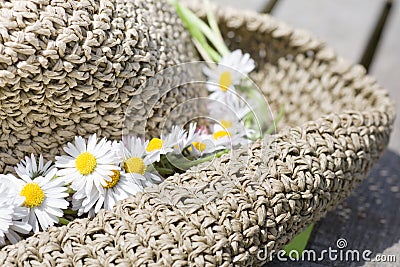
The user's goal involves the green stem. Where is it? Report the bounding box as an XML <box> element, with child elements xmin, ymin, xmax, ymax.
<box><xmin>174</xmin><ymin>1</ymin><xmax>229</xmax><ymax>58</ymax></box>
<box><xmin>63</xmin><ymin>209</ymin><xmax>78</xmax><ymax>216</ymax></box>
<box><xmin>156</xmin><ymin>167</ymin><xmax>175</xmax><ymax>175</ymax></box>
<box><xmin>192</xmin><ymin>38</ymin><xmax>215</xmax><ymax>65</ymax></box>
<box><xmin>59</xmin><ymin>217</ymin><xmax>70</xmax><ymax>225</ymax></box>
<box><xmin>188</xmin><ymin>26</ymin><xmax>221</xmax><ymax>61</ymax></box>
<box><xmin>174</xmin><ymin>2</ymin><xmax>221</xmax><ymax>61</ymax></box>
<box><xmin>264</xmin><ymin>104</ymin><xmax>285</xmax><ymax>135</ymax></box>
<box><xmin>178</xmin><ymin>149</ymin><xmax>229</xmax><ymax>170</ymax></box>
<box><xmin>66</xmin><ymin>186</ymin><xmax>76</xmax><ymax>194</ymax></box>
<box><xmin>146</xmin><ymin>164</ymin><xmax>157</xmax><ymax>173</ymax></box>
<box><xmin>203</xmin><ymin>0</ymin><xmax>226</xmax><ymax>54</ymax></box>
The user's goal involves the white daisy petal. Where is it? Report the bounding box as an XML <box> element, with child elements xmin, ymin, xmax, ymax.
<box><xmin>45</xmin><ymin>197</ymin><xmax>69</xmax><ymax>209</ymax></box>
<box><xmin>94</xmin><ymin>195</ymin><xmax>104</xmax><ymax>214</ymax></box>
<box><xmin>5</xmin><ymin>230</ymin><xmax>21</xmax><ymax>245</ymax></box>
<box><xmin>144</xmin><ymin>172</ymin><xmax>163</xmax><ymax>184</ymax></box>
<box><xmin>105</xmin><ymin>193</ymin><xmax>116</xmax><ymax>210</ymax></box>
<box><xmin>11</xmin><ymin>221</ymin><xmax>31</xmax><ymax>234</ymax></box>
<box><xmin>75</xmin><ymin>136</ymin><xmax>86</xmax><ymax>152</ymax></box>
<box><xmin>28</xmin><ymin>211</ymin><xmax>39</xmax><ymax>234</ymax></box>
<box><xmin>38</xmin><ymin>154</ymin><xmax>44</xmax><ymax>170</ymax></box>
<box><xmin>84</xmin><ymin>175</ymin><xmax>95</xmax><ymax>197</ymax></box>
<box><xmin>34</xmin><ymin>208</ymin><xmax>51</xmax><ymax>231</ymax></box>
<box><xmin>83</xmin><ymin>195</ymin><xmax>98</xmax><ymax>213</ymax></box>
<box><xmin>30</xmin><ymin>154</ymin><xmax>38</xmax><ymax>174</ymax></box>
<box><xmin>41</xmin><ymin>205</ymin><xmax>64</xmax><ymax>218</ymax></box>
<box><xmin>0</xmin><ymin>182</ymin><xmax>32</xmax><ymax>246</ymax></box>
<box><xmin>64</xmin><ymin>145</ymin><xmax>80</xmax><ymax>158</ymax></box>
<box><xmin>87</xmin><ymin>133</ymin><xmax>97</xmax><ymax>153</ymax></box>
<box><xmin>55</xmin><ymin>157</ymin><xmax>76</xmax><ymax>168</ymax></box>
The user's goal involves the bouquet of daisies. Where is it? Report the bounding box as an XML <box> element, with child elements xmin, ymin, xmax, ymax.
<box><xmin>0</xmin><ymin>0</ymin><xmax>282</xmax><ymax>247</ymax></box>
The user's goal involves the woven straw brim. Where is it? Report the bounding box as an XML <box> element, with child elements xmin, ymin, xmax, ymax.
<box><xmin>0</xmin><ymin>3</ymin><xmax>396</xmax><ymax>267</ymax></box>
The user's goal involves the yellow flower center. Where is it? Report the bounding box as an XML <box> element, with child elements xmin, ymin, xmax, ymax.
<box><xmin>192</xmin><ymin>141</ymin><xmax>207</xmax><ymax>152</ymax></box>
<box><xmin>20</xmin><ymin>183</ymin><xmax>45</xmax><ymax>208</ymax></box>
<box><xmin>219</xmin><ymin>71</ymin><xmax>233</xmax><ymax>92</ymax></box>
<box><xmin>103</xmin><ymin>170</ymin><xmax>121</xmax><ymax>189</ymax></box>
<box><xmin>146</xmin><ymin>138</ymin><xmax>163</xmax><ymax>153</ymax></box>
<box><xmin>75</xmin><ymin>152</ymin><xmax>97</xmax><ymax>175</ymax></box>
<box><xmin>213</xmin><ymin>130</ymin><xmax>231</xmax><ymax>140</ymax></box>
<box><xmin>220</xmin><ymin>119</ymin><xmax>233</xmax><ymax>129</ymax></box>
<box><xmin>124</xmin><ymin>157</ymin><xmax>146</xmax><ymax>175</ymax></box>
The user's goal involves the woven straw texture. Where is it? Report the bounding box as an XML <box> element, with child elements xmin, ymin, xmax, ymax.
<box><xmin>0</xmin><ymin>0</ymin><xmax>198</xmax><ymax>174</ymax></box>
<box><xmin>0</xmin><ymin>2</ymin><xmax>396</xmax><ymax>267</ymax></box>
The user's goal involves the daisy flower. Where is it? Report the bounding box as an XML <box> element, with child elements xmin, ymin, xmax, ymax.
<box><xmin>188</xmin><ymin>135</ymin><xmax>221</xmax><ymax>158</ymax></box>
<box><xmin>145</xmin><ymin>125</ymin><xmax>190</xmax><ymax>162</ymax></box>
<box><xmin>15</xmin><ymin>153</ymin><xmax>54</xmax><ymax>179</ymax></box>
<box><xmin>187</xmin><ymin>114</ymin><xmax>249</xmax><ymax>157</ymax></box>
<box><xmin>0</xmin><ymin>180</ymin><xmax>31</xmax><ymax>247</ymax></box>
<box><xmin>71</xmin><ymin>168</ymin><xmax>143</xmax><ymax>217</ymax></box>
<box><xmin>181</xmin><ymin>123</ymin><xmax>200</xmax><ymax>150</ymax></box>
<box><xmin>55</xmin><ymin>134</ymin><xmax>120</xmax><ymax>194</ymax></box>
<box><xmin>145</xmin><ymin>137</ymin><xmax>173</xmax><ymax>163</ymax></box>
<box><xmin>3</xmin><ymin>169</ymin><xmax>69</xmax><ymax>233</ymax></box>
<box><xmin>211</xmin><ymin>123</ymin><xmax>249</xmax><ymax>148</ymax></box>
<box><xmin>170</xmin><ymin>123</ymin><xmax>199</xmax><ymax>155</ymax></box>
<box><xmin>203</xmin><ymin>49</ymin><xmax>255</xmax><ymax>104</ymax></box>
<box><xmin>209</xmin><ymin>94</ymin><xmax>255</xmax><ymax>145</ymax></box>
<box><xmin>188</xmin><ymin>125</ymin><xmax>248</xmax><ymax>159</ymax></box>
<box><xmin>160</xmin><ymin>125</ymin><xmax>186</xmax><ymax>155</ymax></box>
<box><xmin>117</xmin><ymin>137</ymin><xmax>163</xmax><ymax>188</ymax></box>
<box><xmin>210</xmin><ymin>109</ymin><xmax>253</xmax><ymax>146</ymax></box>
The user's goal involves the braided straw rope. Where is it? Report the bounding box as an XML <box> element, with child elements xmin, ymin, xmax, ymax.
<box><xmin>0</xmin><ymin>2</ymin><xmax>396</xmax><ymax>267</ymax></box>
<box><xmin>0</xmin><ymin>0</ymin><xmax>199</xmax><ymax>174</ymax></box>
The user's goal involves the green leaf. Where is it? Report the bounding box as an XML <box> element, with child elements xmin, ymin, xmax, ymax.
<box><xmin>174</xmin><ymin>1</ymin><xmax>221</xmax><ymax>61</ymax></box>
<box><xmin>203</xmin><ymin>0</ymin><xmax>225</xmax><ymax>51</ymax></box>
<box><xmin>284</xmin><ymin>223</ymin><xmax>315</xmax><ymax>259</ymax></box>
<box><xmin>155</xmin><ymin>167</ymin><xmax>175</xmax><ymax>175</ymax></box>
<box><xmin>179</xmin><ymin>149</ymin><xmax>229</xmax><ymax>169</ymax></box>
<box><xmin>264</xmin><ymin>104</ymin><xmax>285</xmax><ymax>135</ymax></box>
<box><xmin>236</xmin><ymin>83</ymin><xmax>273</xmax><ymax>139</ymax></box>
<box><xmin>66</xmin><ymin>186</ymin><xmax>76</xmax><ymax>194</ymax></box>
<box><xmin>58</xmin><ymin>217</ymin><xmax>71</xmax><ymax>226</ymax></box>
<box><xmin>174</xmin><ymin>1</ymin><xmax>229</xmax><ymax>58</ymax></box>
<box><xmin>63</xmin><ymin>209</ymin><xmax>78</xmax><ymax>216</ymax></box>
